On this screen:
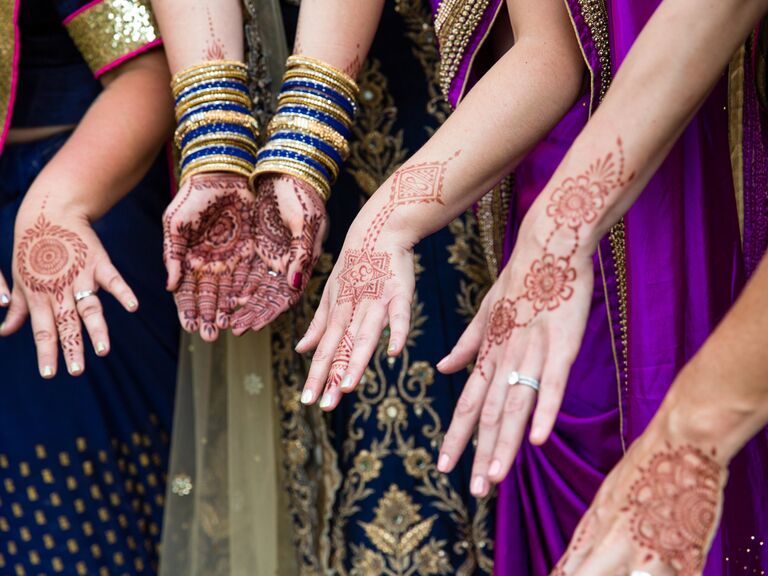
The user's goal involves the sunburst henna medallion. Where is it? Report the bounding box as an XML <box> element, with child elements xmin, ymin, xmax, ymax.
<box><xmin>337</xmin><ymin>249</ymin><xmax>393</xmax><ymax>305</ymax></box>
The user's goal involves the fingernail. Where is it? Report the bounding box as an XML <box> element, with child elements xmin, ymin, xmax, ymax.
<box><xmin>0</xmin><ymin>294</ymin><xmax>9</xmax><ymax>306</ymax></box>
<box><xmin>292</xmin><ymin>272</ymin><xmax>302</xmax><ymax>290</ymax></box>
<box><xmin>471</xmin><ymin>475</ymin><xmax>485</xmax><ymax>496</ymax></box>
<box><xmin>340</xmin><ymin>375</ymin><xmax>353</xmax><ymax>390</ymax></box>
<box><xmin>127</xmin><ymin>300</ymin><xmax>138</xmax><ymax>311</ymax></box>
<box><xmin>300</xmin><ymin>389</ymin><xmax>314</xmax><ymax>404</ymax></box>
<box><xmin>296</xmin><ymin>336</ymin><xmax>307</xmax><ymax>350</ymax></box>
<box><xmin>489</xmin><ymin>459</ymin><xmax>501</xmax><ymax>478</ymax></box>
<box><xmin>69</xmin><ymin>362</ymin><xmax>82</xmax><ymax>375</ymax></box>
<box><xmin>42</xmin><ymin>366</ymin><xmax>53</xmax><ymax>378</ymax></box>
<box><xmin>96</xmin><ymin>342</ymin><xmax>107</xmax><ymax>354</ymax></box>
<box><xmin>387</xmin><ymin>342</ymin><xmax>398</xmax><ymax>355</ymax></box>
<box><xmin>319</xmin><ymin>393</ymin><xmax>332</xmax><ymax>409</ymax></box>
<box><xmin>437</xmin><ymin>453</ymin><xmax>450</xmax><ymax>473</ymax></box>
<box><xmin>0</xmin><ymin>322</ymin><xmax>5</xmax><ymax>333</ymax></box>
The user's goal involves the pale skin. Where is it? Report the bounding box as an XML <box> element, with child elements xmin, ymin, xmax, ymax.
<box><xmin>0</xmin><ymin>50</ymin><xmax>174</xmax><ymax>378</ymax></box>
<box><xmin>296</xmin><ymin>0</ymin><xmax>586</xmax><ymax>410</ymax></box>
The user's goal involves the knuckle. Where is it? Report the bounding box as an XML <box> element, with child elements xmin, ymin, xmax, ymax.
<box><xmin>312</xmin><ymin>349</ymin><xmax>331</xmax><ymax>363</ymax></box>
<box><xmin>33</xmin><ymin>330</ymin><xmax>54</xmax><ymax>344</ymax></box>
<box><xmin>479</xmin><ymin>405</ymin><xmax>501</xmax><ymax>428</ymax></box>
<box><xmin>77</xmin><ymin>303</ymin><xmax>102</xmax><ymax>319</ymax></box>
<box><xmin>455</xmin><ymin>395</ymin><xmax>477</xmax><ymax>416</ymax></box>
<box><xmin>503</xmin><ymin>395</ymin><xmax>527</xmax><ymax>416</ymax></box>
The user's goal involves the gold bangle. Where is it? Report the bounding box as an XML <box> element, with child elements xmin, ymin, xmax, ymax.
<box><xmin>172</xmin><ymin>61</ymin><xmax>248</xmax><ymax>87</ymax></box>
<box><xmin>287</xmin><ymin>55</ymin><xmax>358</xmax><ymax>90</ymax></box>
<box><xmin>172</xmin><ymin>70</ymin><xmax>249</xmax><ymax>98</ymax></box>
<box><xmin>181</xmin><ymin>156</ymin><xmax>255</xmax><ymax>181</ymax></box>
<box><xmin>175</xmin><ymin>111</ymin><xmax>260</xmax><ymax>146</ymax></box>
<box><xmin>267</xmin><ymin>115</ymin><xmax>350</xmax><ymax>159</ymax></box>
<box><xmin>277</xmin><ymin>92</ymin><xmax>353</xmax><ymax>123</ymax></box>
<box><xmin>276</xmin><ymin>98</ymin><xmax>351</xmax><ymax>129</ymax></box>
<box><xmin>263</xmin><ymin>139</ymin><xmax>339</xmax><ymax>181</ymax></box>
<box><xmin>251</xmin><ymin>162</ymin><xmax>330</xmax><ymax>203</ymax></box>
<box><xmin>282</xmin><ymin>69</ymin><xmax>358</xmax><ymax>102</ymax></box>
<box><xmin>253</xmin><ymin>156</ymin><xmax>331</xmax><ymax>197</ymax></box>
<box><xmin>181</xmin><ymin>133</ymin><xmax>259</xmax><ymax>157</ymax></box>
<box><xmin>181</xmin><ymin>163</ymin><xmax>253</xmax><ymax>183</ymax></box>
<box><xmin>175</xmin><ymin>91</ymin><xmax>253</xmax><ymax>119</ymax></box>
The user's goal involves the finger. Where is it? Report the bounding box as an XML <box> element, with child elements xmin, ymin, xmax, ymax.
<box><xmin>75</xmin><ymin>291</ymin><xmax>109</xmax><ymax>357</ymax></box>
<box><xmin>197</xmin><ymin>272</ymin><xmax>219</xmax><ymax>342</ymax></box>
<box><xmin>215</xmin><ymin>271</ymin><xmax>234</xmax><ymax>330</ymax></box>
<box><xmin>28</xmin><ymin>298</ymin><xmax>58</xmax><ymax>378</ymax></box>
<box><xmin>0</xmin><ymin>270</ymin><xmax>10</xmax><ymax>307</ymax></box>
<box><xmin>339</xmin><ymin>306</ymin><xmax>387</xmax><ymax>394</ymax></box>
<box><xmin>95</xmin><ymin>260</ymin><xmax>138</xmax><ymax>313</ymax></box>
<box><xmin>296</xmin><ymin>287</ymin><xmax>330</xmax><ymax>353</ymax></box>
<box><xmin>163</xmin><ymin>222</ymin><xmax>188</xmax><ymax>292</ymax></box>
<box><xmin>230</xmin><ymin>270</ymin><xmax>292</xmax><ymax>336</ymax></box>
<box><xmin>530</xmin><ymin>352</ymin><xmax>573</xmax><ymax>446</ymax></box>
<box><xmin>386</xmin><ymin>294</ymin><xmax>411</xmax><ymax>357</ymax></box>
<box><xmin>437</xmin><ymin>308</ymin><xmax>487</xmax><ymax>374</ymax></box>
<box><xmin>55</xmin><ymin>300</ymin><xmax>85</xmax><ymax>376</ymax></box>
<box><xmin>0</xmin><ymin>286</ymin><xmax>29</xmax><ymax>336</ymax></box>
<box><xmin>437</xmin><ymin>367</ymin><xmax>492</xmax><ymax>474</ymax></box>
<box><xmin>567</xmin><ymin>539</ymin><xmax>631</xmax><ymax>576</ymax></box>
<box><xmin>231</xmin><ymin>260</ymin><xmax>252</xmax><ymax>305</ymax></box>
<box><xmin>319</xmin><ymin>328</ymin><xmax>354</xmax><ymax>411</ymax></box>
<box><xmin>285</xmin><ymin>235</ymin><xmax>313</xmax><ymax>295</ymax></box>
<box><xmin>174</xmin><ymin>270</ymin><xmax>199</xmax><ymax>333</ymax></box>
<box><xmin>488</xmin><ymin>341</ymin><xmax>544</xmax><ymax>484</ymax></box>
<box><xmin>301</xmin><ymin>305</ymin><xmax>351</xmax><ymax>406</ymax></box>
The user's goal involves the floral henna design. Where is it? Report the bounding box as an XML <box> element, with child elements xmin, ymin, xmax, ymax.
<box><xmin>337</xmin><ymin>249</ymin><xmax>393</xmax><ymax>304</ymax></box>
<box><xmin>327</xmin><ymin>329</ymin><xmax>354</xmax><ymax>390</ymax></box>
<box><xmin>16</xmin><ymin>215</ymin><xmax>88</xmax><ymax>303</ymax></box>
<box><xmin>253</xmin><ymin>180</ymin><xmax>293</xmax><ymax>269</ymax></box>
<box><xmin>487</xmin><ymin>298</ymin><xmax>518</xmax><ymax>346</ymax></box>
<box><xmin>204</xmin><ymin>7</ymin><xmax>226</xmax><ymax>61</ymax></box>
<box><xmin>624</xmin><ymin>444</ymin><xmax>723</xmax><ymax>576</ymax></box>
<box><xmin>55</xmin><ymin>308</ymin><xmax>82</xmax><ymax>365</ymax></box>
<box><xmin>524</xmin><ymin>253</ymin><xmax>577</xmax><ymax>312</ymax></box>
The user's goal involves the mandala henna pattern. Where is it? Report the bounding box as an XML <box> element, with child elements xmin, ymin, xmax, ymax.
<box><xmin>475</xmin><ymin>139</ymin><xmax>632</xmax><ymax>377</ymax></box>
<box><xmin>624</xmin><ymin>444</ymin><xmax>723</xmax><ymax>576</ymax></box>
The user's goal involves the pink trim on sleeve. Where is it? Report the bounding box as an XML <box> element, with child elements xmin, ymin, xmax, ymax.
<box><xmin>93</xmin><ymin>38</ymin><xmax>163</xmax><ymax>78</ymax></box>
<box><xmin>0</xmin><ymin>0</ymin><xmax>22</xmax><ymax>157</ymax></box>
<box><xmin>62</xmin><ymin>0</ymin><xmax>105</xmax><ymax>25</ymax></box>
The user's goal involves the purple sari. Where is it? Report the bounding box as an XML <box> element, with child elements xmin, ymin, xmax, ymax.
<box><xmin>430</xmin><ymin>1</ymin><xmax>768</xmax><ymax>573</ymax></box>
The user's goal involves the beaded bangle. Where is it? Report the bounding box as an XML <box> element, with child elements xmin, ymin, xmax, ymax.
<box><xmin>251</xmin><ymin>160</ymin><xmax>331</xmax><ymax>202</ymax></box>
<box><xmin>277</xmin><ymin>93</ymin><xmax>354</xmax><ymax>126</ymax></box>
<box><xmin>269</xmin><ymin>131</ymin><xmax>344</xmax><ymax>168</ymax></box>
<box><xmin>275</xmin><ymin>105</ymin><xmax>350</xmax><ymax>138</ymax></box>
<box><xmin>257</xmin><ymin>148</ymin><xmax>332</xmax><ymax>182</ymax></box>
<box><xmin>267</xmin><ymin>116</ymin><xmax>350</xmax><ymax>158</ymax></box>
<box><xmin>263</xmin><ymin>139</ymin><xmax>340</xmax><ymax>181</ymax></box>
<box><xmin>286</xmin><ymin>55</ymin><xmax>358</xmax><ymax>91</ymax></box>
<box><xmin>282</xmin><ymin>80</ymin><xmax>357</xmax><ymax>115</ymax></box>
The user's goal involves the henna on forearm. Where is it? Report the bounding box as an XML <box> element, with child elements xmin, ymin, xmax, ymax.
<box><xmin>204</xmin><ymin>7</ymin><xmax>227</xmax><ymax>61</ymax></box>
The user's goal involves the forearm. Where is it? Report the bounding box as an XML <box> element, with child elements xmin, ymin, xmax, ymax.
<box><xmin>151</xmin><ymin>0</ymin><xmax>244</xmax><ymax>72</ymax></box>
<box><xmin>293</xmin><ymin>0</ymin><xmax>385</xmax><ymax>77</ymax></box>
<box><xmin>27</xmin><ymin>51</ymin><xmax>173</xmax><ymax>219</ymax></box>
<box><xmin>524</xmin><ymin>0</ymin><xmax>768</xmax><ymax>249</ymax></box>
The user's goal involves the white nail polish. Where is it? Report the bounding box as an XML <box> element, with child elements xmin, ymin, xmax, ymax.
<box><xmin>96</xmin><ymin>342</ymin><xmax>107</xmax><ymax>354</ymax></box>
<box><xmin>300</xmin><ymin>389</ymin><xmax>314</xmax><ymax>404</ymax></box>
<box><xmin>127</xmin><ymin>300</ymin><xmax>138</xmax><ymax>311</ymax></box>
<box><xmin>319</xmin><ymin>394</ymin><xmax>332</xmax><ymax>409</ymax></box>
<box><xmin>471</xmin><ymin>475</ymin><xmax>485</xmax><ymax>496</ymax></box>
<box><xmin>387</xmin><ymin>343</ymin><xmax>398</xmax><ymax>355</ymax></box>
<box><xmin>69</xmin><ymin>362</ymin><xmax>82</xmax><ymax>375</ymax></box>
<box><xmin>0</xmin><ymin>294</ymin><xmax>9</xmax><ymax>305</ymax></box>
<box><xmin>340</xmin><ymin>375</ymin><xmax>353</xmax><ymax>390</ymax></box>
<box><xmin>437</xmin><ymin>453</ymin><xmax>450</xmax><ymax>472</ymax></box>
<box><xmin>42</xmin><ymin>366</ymin><xmax>53</xmax><ymax>378</ymax></box>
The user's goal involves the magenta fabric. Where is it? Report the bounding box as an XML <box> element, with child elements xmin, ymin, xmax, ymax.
<box><xmin>490</xmin><ymin>2</ymin><xmax>768</xmax><ymax>574</ymax></box>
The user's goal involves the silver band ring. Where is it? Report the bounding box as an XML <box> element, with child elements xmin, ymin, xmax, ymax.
<box><xmin>508</xmin><ymin>371</ymin><xmax>540</xmax><ymax>392</ymax></box>
<box><xmin>74</xmin><ymin>290</ymin><xmax>97</xmax><ymax>303</ymax></box>
<box><xmin>267</xmin><ymin>270</ymin><xmax>280</xmax><ymax>278</ymax></box>
<box><xmin>630</xmin><ymin>572</ymin><xmax>654</xmax><ymax>576</ymax></box>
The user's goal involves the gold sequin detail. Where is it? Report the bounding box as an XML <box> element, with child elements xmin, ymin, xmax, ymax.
<box><xmin>580</xmin><ymin>0</ymin><xmax>612</xmax><ymax>101</ymax></box>
<box><xmin>0</xmin><ymin>0</ymin><xmax>17</xmax><ymax>150</ymax></box>
<box><xmin>65</xmin><ymin>0</ymin><xmax>160</xmax><ymax>76</ymax></box>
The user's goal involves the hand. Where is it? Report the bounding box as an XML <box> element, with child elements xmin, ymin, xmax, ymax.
<box><xmin>436</xmin><ymin>143</ymin><xmax>632</xmax><ymax>497</ymax></box>
<box><xmin>229</xmin><ymin>175</ymin><xmax>327</xmax><ymax>335</ymax></box>
<box><xmin>1</xmin><ymin>193</ymin><xmax>138</xmax><ymax>377</ymax></box>
<box><xmin>163</xmin><ymin>173</ymin><xmax>259</xmax><ymax>341</ymax></box>
<box><xmin>551</xmin><ymin>422</ymin><xmax>726</xmax><ymax>576</ymax></box>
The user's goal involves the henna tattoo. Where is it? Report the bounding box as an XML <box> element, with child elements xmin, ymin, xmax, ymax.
<box><xmin>253</xmin><ymin>180</ymin><xmax>293</xmax><ymax>266</ymax></box>
<box><xmin>342</xmin><ymin>48</ymin><xmax>362</xmax><ymax>78</ymax></box>
<box><xmin>624</xmin><ymin>444</ymin><xmax>722</xmax><ymax>576</ymax></box>
<box><xmin>204</xmin><ymin>8</ymin><xmax>226</xmax><ymax>61</ymax></box>
<box><xmin>337</xmin><ymin>249</ymin><xmax>393</xmax><ymax>304</ymax></box>
<box><xmin>327</xmin><ymin>329</ymin><xmax>354</xmax><ymax>390</ymax></box>
<box><xmin>16</xmin><ymin>215</ymin><xmax>88</xmax><ymax>303</ymax></box>
<box><xmin>55</xmin><ymin>308</ymin><xmax>81</xmax><ymax>363</ymax></box>
<box><xmin>475</xmin><ymin>139</ymin><xmax>632</xmax><ymax>377</ymax></box>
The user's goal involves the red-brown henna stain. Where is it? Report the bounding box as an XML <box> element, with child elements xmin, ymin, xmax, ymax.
<box><xmin>624</xmin><ymin>444</ymin><xmax>722</xmax><ymax>576</ymax></box>
<box><xmin>342</xmin><ymin>48</ymin><xmax>362</xmax><ymax>78</ymax></box>
<box><xmin>204</xmin><ymin>8</ymin><xmax>226</xmax><ymax>61</ymax></box>
<box><xmin>326</xmin><ymin>329</ymin><xmax>354</xmax><ymax>391</ymax></box>
<box><xmin>252</xmin><ymin>179</ymin><xmax>293</xmax><ymax>269</ymax></box>
<box><xmin>55</xmin><ymin>308</ymin><xmax>82</xmax><ymax>364</ymax></box>
<box><xmin>475</xmin><ymin>139</ymin><xmax>631</xmax><ymax>378</ymax></box>
<box><xmin>16</xmin><ymin>214</ymin><xmax>88</xmax><ymax>303</ymax></box>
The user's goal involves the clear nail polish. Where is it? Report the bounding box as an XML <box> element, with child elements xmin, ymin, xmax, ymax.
<box><xmin>340</xmin><ymin>375</ymin><xmax>353</xmax><ymax>390</ymax></box>
<box><xmin>69</xmin><ymin>362</ymin><xmax>82</xmax><ymax>375</ymax></box>
<box><xmin>471</xmin><ymin>475</ymin><xmax>485</xmax><ymax>496</ymax></box>
<box><xmin>300</xmin><ymin>389</ymin><xmax>314</xmax><ymax>404</ymax></box>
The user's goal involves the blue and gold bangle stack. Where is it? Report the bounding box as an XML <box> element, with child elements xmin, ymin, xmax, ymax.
<box><xmin>252</xmin><ymin>55</ymin><xmax>359</xmax><ymax>202</ymax></box>
<box><xmin>171</xmin><ymin>61</ymin><xmax>260</xmax><ymax>182</ymax></box>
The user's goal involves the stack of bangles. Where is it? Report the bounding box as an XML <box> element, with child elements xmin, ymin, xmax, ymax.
<box><xmin>251</xmin><ymin>55</ymin><xmax>359</xmax><ymax>203</ymax></box>
<box><xmin>171</xmin><ymin>60</ymin><xmax>260</xmax><ymax>182</ymax></box>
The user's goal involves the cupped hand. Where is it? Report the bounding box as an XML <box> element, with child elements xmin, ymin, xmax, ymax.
<box><xmin>436</xmin><ymin>145</ymin><xmax>632</xmax><ymax>497</ymax></box>
<box><xmin>163</xmin><ymin>173</ymin><xmax>259</xmax><ymax>341</ymax></box>
<box><xmin>229</xmin><ymin>174</ymin><xmax>327</xmax><ymax>336</ymax></box>
<box><xmin>1</xmin><ymin>193</ymin><xmax>138</xmax><ymax>378</ymax></box>
<box><xmin>551</xmin><ymin>425</ymin><xmax>726</xmax><ymax>576</ymax></box>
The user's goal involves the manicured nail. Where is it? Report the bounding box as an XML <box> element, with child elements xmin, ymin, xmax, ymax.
<box><xmin>96</xmin><ymin>342</ymin><xmax>107</xmax><ymax>354</ymax></box>
<box><xmin>291</xmin><ymin>272</ymin><xmax>302</xmax><ymax>290</ymax></box>
<box><xmin>42</xmin><ymin>366</ymin><xmax>53</xmax><ymax>378</ymax></box>
<box><xmin>437</xmin><ymin>453</ymin><xmax>450</xmax><ymax>473</ymax></box>
<box><xmin>0</xmin><ymin>294</ymin><xmax>9</xmax><ymax>306</ymax></box>
<box><xmin>295</xmin><ymin>336</ymin><xmax>308</xmax><ymax>351</ymax></box>
<box><xmin>69</xmin><ymin>362</ymin><xmax>82</xmax><ymax>375</ymax></box>
<box><xmin>319</xmin><ymin>393</ymin><xmax>332</xmax><ymax>409</ymax></box>
<box><xmin>387</xmin><ymin>343</ymin><xmax>398</xmax><ymax>355</ymax></box>
<box><xmin>489</xmin><ymin>459</ymin><xmax>501</xmax><ymax>478</ymax></box>
<box><xmin>471</xmin><ymin>475</ymin><xmax>485</xmax><ymax>496</ymax></box>
<box><xmin>340</xmin><ymin>375</ymin><xmax>353</xmax><ymax>391</ymax></box>
<box><xmin>127</xmin><ymin>300</ymin><xmax>138</xmax><ymax>311</ymax></box>
<box><xmin>300</xmin><ymin>389</ymin><xmax>314</xmax><ymax>404</ymax></box>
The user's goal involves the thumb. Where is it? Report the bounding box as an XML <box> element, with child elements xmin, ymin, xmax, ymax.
<box><xmin>163</xmin><ymin>222</ymin><xmax>188</xmax><ymax>292</ymax></box>
<box><xmin>0</xmin><ymin>285</ymin><xmax>29</xmax><ymax>336</ymax></box>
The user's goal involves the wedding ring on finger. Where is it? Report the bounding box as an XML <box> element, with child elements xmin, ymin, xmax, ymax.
<box><xmin>507</xmin><ymin>371</ymin><xmax>540</xmax><ymax>392</ymax></box>
<box><xmin>267</xmin><ymin>269</ymin><xmax>280</xmax><ymax>278</ymax></box>
<box><xmin>74</xmin><ymin>289</ymin><xmax>97</xmax><ymax>303</ymax></box>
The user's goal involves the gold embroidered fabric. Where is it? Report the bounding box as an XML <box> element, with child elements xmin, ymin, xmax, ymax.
<box><xmin>64</xmin><ymin>0</ymin><xmax>160</xmax><ymax>76</ymax></box>
<box><xmin>0</xmin><ymin>0</ymin><xmax>18</xmax><ymax>151</ymax></box>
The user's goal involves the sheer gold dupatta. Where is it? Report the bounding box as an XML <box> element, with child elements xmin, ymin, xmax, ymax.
<box><xmin>159</xmin><ymin>1</ymin><xmax>296</xmax><ymax>574</ymax></box>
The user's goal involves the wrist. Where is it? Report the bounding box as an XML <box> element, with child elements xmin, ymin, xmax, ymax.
<box><xmin>22</xmin><ymin>184</ymin><xmax>95</xmax><ymax>222</ymax></box>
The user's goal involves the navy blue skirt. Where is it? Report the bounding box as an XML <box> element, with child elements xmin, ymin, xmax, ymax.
<box><xmin>0</xmin><ymin>132</ymin><xmax>178</xmax><ymax>575</ymax></box>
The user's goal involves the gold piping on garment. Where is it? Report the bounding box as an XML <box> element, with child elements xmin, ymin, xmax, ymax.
<box><xmin>476</xmin><ymin>176</ymin><xmax>512</xmax><ymax>280</ymax></box>
<box><xmin>65</xmin><ymin>0</ymin><xmax>160</xmax><ymax>76</ymax></box>
<box><xmin>0</xmin><ymin>0</ymin><xmax>18</xmax><ymax>153</ymax></box>
<box><xmin>728</xmin><ymin>45</ymin><xmax>746</xmax><ymax>242</ymax></box>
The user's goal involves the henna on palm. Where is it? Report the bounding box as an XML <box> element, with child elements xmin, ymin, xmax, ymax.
<box><xmin>624</xmin><ymin>444</ymin><xmax>723</xmax><ymax>576</ymax></box>
<box><xmin>476</xmin><ymin>139</ymin><xmax>632</xmax><ymax>378</ymax></box>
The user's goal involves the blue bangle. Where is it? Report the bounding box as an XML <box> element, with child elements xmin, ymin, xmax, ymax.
<box><xmin>176</xmin><ymin>80</ymin><xmax>250</xmax><ymax>104</ymax></box>
<box><xmin>178</xmin><ymin>102</ymin><xmax>252</xmax><ymax>125</ymax></box>
<box><xmin>275</xmin><ymin>105</ymin><xmax>350</xmax><ymax>138</ymax></box>
<box><xmin>181</xmin><ymin>123</ymin><xmax>257</xmax><ymax>149</ymax></box>
<box><xmin>257</xmin><ymin>148</ymin><xmax>332</xmax><ymax>181</ymax></box>
<box><xmin>280</xmin><ymin>82</ymin><xmax>356</xmax><ymax>117</ymax></box>
<box><xmin>182</xmin><ymin>145</ymin><xmax>256</xmax><ymax>169</ymax></box>
<box><xmin>269</xmin><ymin>130</ymin><xmax>343</xmax><ymax>168</ymax></box>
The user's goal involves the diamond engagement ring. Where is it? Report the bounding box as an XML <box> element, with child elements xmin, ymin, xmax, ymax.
<box><xmin>74</xmin><ymin>290</ymin><xmax>96</xmax><ymax>303</ymax></box>
<box><xmin>507</xmin><ymin>371</ymin><xmax>540</xmax><ymax>392</ymax></box>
